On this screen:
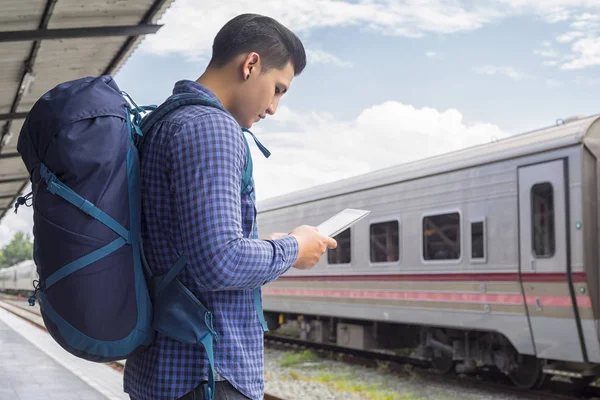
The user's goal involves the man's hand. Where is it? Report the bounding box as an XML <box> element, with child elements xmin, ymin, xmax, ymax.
<box><xmin>289</xmin><ymin>225</ymin><xmax>337</xmax><ymax>270</ymax></box>
<box><xmin>261</xmin><ymin>232</ymin><xmax>288</xmax><ymax>240</ymax></box>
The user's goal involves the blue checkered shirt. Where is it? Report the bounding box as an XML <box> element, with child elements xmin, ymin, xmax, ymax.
<box><xmin>123</xmin><ymin>80</ymin><xmax>299</xmax><ymax>400</ymax></box>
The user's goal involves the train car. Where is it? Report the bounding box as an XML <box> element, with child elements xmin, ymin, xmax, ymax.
<box><xmin>14</xmin><ymin>259</ymin><xmax>37</xmax><ymax>291</ymax></box>
<box><xmin>257</xmin><ymin>114</ymin><xmax>600</xmax><ymax>388</ymax></box>
<box><xmin>0</xmin><ymin>260</ymin><xmax>37</xmax><ymax>293</ymax></box>
<box><xmin>0</xmin><ymin>265</ymin><xmax>17</xmax><ymax>291</ymax></box>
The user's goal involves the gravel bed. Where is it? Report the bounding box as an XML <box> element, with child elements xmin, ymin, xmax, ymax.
<box><xmin>264</xmin><ymin>347</ymin><xmax>535</xmax><ymax>400</ymax></box>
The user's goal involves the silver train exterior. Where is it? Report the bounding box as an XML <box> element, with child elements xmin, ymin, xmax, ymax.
<box><xmin>0</xmin><ymin>259</ymin><xmax>37</xmax><ymax>292</ymax></box>
<box><xmin>256</xmin><ymin>114</ymin><xmax>600</xmax><ymax>386</ymax></box>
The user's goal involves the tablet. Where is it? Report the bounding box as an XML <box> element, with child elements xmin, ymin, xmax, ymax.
<box><xmin>317</xmin><ymin>208</ymin><xmax>370</xmax><ymax>238</ymax></box>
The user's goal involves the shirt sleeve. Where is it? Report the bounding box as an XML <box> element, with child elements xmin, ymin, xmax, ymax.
<box><xmin>168</xmin><ymin>112</ymin><xmax>299</xmax><ymax>291</ymax></box>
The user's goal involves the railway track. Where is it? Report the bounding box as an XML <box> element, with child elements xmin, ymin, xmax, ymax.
<box><xmin>0</xmin><ymin>296</ymin><xmax>288</xmax><ymax>400</ymax></box>
<box><xmin>264</xmin><ymin>332</ymin><xmax>600</xmax><ymax>400</ymax></box>
<box><xmin>3</xmin><ymin>294</ymin><xmax>598</xmax><ymax>400</ymax></box>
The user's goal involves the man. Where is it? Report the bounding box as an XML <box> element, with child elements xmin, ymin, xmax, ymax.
<box><xmin>124</xmin><ymin>13</ymin><xmax>337</xmax><ymax>400</ymax></box>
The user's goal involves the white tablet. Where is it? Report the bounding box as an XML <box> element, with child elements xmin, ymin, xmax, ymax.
<box><xmin>317</xmin><ymin>208</ymin><xmax>370</xmax><ymax>238</ymax></box>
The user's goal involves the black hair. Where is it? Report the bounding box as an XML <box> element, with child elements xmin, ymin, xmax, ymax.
<box><xmin>208</xmin><ymin>14</ymin><xmax>306</xmax><ymax>75</ymax></box>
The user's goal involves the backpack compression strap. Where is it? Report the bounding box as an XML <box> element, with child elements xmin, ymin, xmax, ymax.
<box><xmin>36</xmin><ymin>163</ymin><xmax>131</xmax><ymax>292</ymax></box>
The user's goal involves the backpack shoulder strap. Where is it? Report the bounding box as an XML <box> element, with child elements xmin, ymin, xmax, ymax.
<box><xmin>139</xmin><ymin>93</ymin><xmax>226</xmax><ymax>134</ymax></box>
<box><xmin>139</xmin><ymin>93</ymin><xmax>270</xmax><ymax>194</ymax></box>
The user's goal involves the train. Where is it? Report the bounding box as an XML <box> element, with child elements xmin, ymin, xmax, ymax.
<box><xmin>0</xmin><ymin>259</ymin><xmax>37</xmax><ymax>293</ymax></box>
<box><xmin>3</xmin><ymin>113</ymin><xmax>600</xmax><ymax>389</ymax></box>
<box><xmin>257</xmin><ymin>113</ymin><xmax>600</xmax><ymax>389</ymax></box>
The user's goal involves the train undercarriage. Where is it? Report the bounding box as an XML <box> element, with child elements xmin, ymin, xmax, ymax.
<box><xmin>265</xmin><ymin>311</ymin><xmax>600</xmax><ymax>391</ymax></box>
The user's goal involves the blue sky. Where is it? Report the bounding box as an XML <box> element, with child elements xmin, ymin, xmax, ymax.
<box><xmin>2</xmin><ymin>0</ymin><xmax>600</xmax><ymax>246</ymax></box>
<box><xmin>114</xmin><ymin>0</ymin><xmax>600</xmax><ymax>199</ymax></box>
<box><xmin>117</xmin><ymin>4</ymin><xmax>599</xmax><ymax>134</ymax></box>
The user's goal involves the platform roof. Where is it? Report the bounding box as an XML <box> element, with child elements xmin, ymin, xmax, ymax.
<box><xmin>0</xmin><ymin>0</ymin><xmax>175</xmax><ymax>223</ymax></box>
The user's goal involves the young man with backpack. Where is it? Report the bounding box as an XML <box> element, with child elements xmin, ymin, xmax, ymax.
<box><xmin>124</xmin><ymin>13</ymin><xmax>338</xmax><ymax>400</ymax></box>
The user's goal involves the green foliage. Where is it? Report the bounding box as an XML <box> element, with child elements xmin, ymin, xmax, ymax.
<box><xmin>0</xmin><ymin>232</ymin><xmax>33</xmax><ymax>269</ymax></box>
<box><xmin>279</xmin><ymin>350</ymin><xmax>319</xmax><ymax>367</ymax></box>
<box><xmin>311</xmin><ymin>371</ymin><xmax>414</xmax><ymax>400</ymax></box>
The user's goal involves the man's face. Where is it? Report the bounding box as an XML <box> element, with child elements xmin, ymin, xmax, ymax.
<box><xmin>233</xmin><ymin>59</ymin><xmax>295</xmax><ymax>129</ymax></box>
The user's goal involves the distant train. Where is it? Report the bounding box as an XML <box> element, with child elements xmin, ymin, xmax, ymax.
<box><xmin>257</xmin><ymin>114</ymin><xmax>600</xmax><ymax>389</ymax></box>
<box><xmin>4</xmin><ymin>114</ymin><xmax>600</xmax><ymax>389</ymax></box>
<box><xmin>0</xmin><ymin>259</ymin><xmax>37</xmax><ymax>293</ymax></box>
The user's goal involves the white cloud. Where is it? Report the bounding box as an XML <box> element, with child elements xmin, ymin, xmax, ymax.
<box><xmin>534</xmin><ymin>49</ymin><xmax>560</xmax><ymax>58</ymax></box>
<box><xmin>473</xmin><ymin>65</ymin><xmax>530</xmax><ymax>80</ymax></box>
<box><xmin>306</xmin><ymin>49</ymin><xmax>353</xmax><ymax>68</ymax></box>
<box><xmin>541</xmin><ymin>7</ymin><xmax>572</xmax><ymax>23</ymax></box>
<box><xmin>557</xmin><ymin>31</ymin><xmax>586</xmax><ymax>43</ymax></box>
<box><xmin>251</xmin><ymin>102</ymin><xmax>507</xmax><ymax>201</ymax></box>
<box><xmin>560</xmin><ymin>35</ymin><xmax>600</xmax><ymax>69</ymax></box>
<box><xmin>140</xmin><ymin>0</ymin><xmax>489</xmax><ymax>61</ymax></box>
<box><xmin>425</xmin><ymin>51</ymin><xmax>438</xmax><ymax>58</ymax></box>
<box><xmin>135</xmin><ymin>0</ymin><xmax>600</xmax><ymax>72</ymax></box>
<box><xmin>552</xmin><ymin>13</ymin><xmax>600</xmax><ymax>70</ymax></box>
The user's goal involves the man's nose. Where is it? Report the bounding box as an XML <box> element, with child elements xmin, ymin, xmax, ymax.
<box><xmin>266</xmin><ymin>97</ymin><xmax>280</xmax><ymax>115</ymax></box>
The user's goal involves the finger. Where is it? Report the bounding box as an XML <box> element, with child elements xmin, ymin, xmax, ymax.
<box><xmin>326</xmin><ymin>238</ymin><xmax>337</xmax><ymax>249</ymax></box>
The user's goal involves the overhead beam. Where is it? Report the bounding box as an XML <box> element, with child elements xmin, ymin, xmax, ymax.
<box><xmin>0</xmin><ymin>24</ymin><xmax>162</xmax><ymax>43</ymax></box>
<box><xmin>0</xmin><ymin>112</ymin><xmax>28</xmax><ymax>121</ymax></box>
<box><xmin>0</xmin><ymin>152</ymin><xmax>21</xmax><ymax>160</ymax></box>
<box><xmin>0</xmin><ymin>194</ymin><xmax>18</xmax><ymax>200</ymax></box>
<box><xmin>0</xmin><ymin>177</ymin><xmax>28</xmax><ymax>184</ymax></box>
<box><xmin>0</xmin><ymin>0</ymin><xmax>58</xmax><ymax>160</ymax></box>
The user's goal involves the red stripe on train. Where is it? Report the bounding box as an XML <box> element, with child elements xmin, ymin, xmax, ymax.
<box><xmin>262</xmin><ymin>288</ymin><xmax>592</xmax><ymax>308</ymax></box>
<box><xmin>275</xmin><ymin>272</ymin><xmax>587</xmax><ymax>283</ymax></box>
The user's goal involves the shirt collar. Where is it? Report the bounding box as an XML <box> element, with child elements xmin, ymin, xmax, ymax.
<box><xmin>172</xmin><ymin>80</ymin><xmax>224</xmax><ymax>107</ymax></box>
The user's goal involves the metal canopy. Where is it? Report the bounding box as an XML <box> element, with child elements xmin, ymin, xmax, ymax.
<box><xmin>0</xmin><ymin>24</ymin><xmax>162</xmax><ymax>42</ymax></box>
<box><xmin>0</xmin><ymin>0</ymin><xmax>175</xmax><ymax>223</ymax></box>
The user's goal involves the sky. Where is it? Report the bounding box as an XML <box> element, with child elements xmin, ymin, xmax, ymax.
<box><xmin>2</xmin><ymin>0</ymin><xmax>600</xmax><ymax>247</ymax></box>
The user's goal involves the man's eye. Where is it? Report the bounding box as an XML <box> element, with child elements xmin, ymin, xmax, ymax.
<box><xmin>275</xmin><ymin>87</ymin><xmax>281</xmax><ymax>94</ymax></box>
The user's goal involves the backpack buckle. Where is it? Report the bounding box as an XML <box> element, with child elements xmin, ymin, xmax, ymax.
<box><xmin>39</xmin><ymin>163</ymin><xmax>58</xmax><ymax>193</ymax></box>
<box><xmin>204</xmin><ymin>311</ymin><xmax>218</xmax><ymax>342</ymax></box>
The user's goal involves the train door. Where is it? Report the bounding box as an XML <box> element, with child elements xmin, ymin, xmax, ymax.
<box><xmin>518</xmin><ymin>159</ymin><xmax>587</xmax><ymax>362</ymax></box>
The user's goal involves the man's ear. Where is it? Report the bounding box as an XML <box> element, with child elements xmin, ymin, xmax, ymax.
<box><xmin>243</xmin><ymin>52</ymin><xmax>260</xmax><ymax>80</ymax></box>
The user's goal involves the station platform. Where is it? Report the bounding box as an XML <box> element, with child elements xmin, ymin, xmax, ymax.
<box><xmin>0</xmin><ymin>307</ymin><xmax>128</xmax><ymax>400</ymax></box>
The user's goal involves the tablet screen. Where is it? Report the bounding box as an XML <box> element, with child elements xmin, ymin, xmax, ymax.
<box><xmin>317</xmin><ymin>208</ymin><xmax>370</xmax><ymax>238</ymax></box>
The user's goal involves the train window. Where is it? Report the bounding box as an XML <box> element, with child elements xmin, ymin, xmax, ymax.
<box><xmin>470</xmin><ymin>219</ymin><xmax>486</xmax><ymax>261</ymax></box>
<box><xmin>531</xmin><ymin>182</ymin><xmax>555</xmax><ymax>257</ymax></box>
<box><xmin>328</xmin><ymin>228</ymin><xmax>351</xmax><ymax>264</ymax></box>
<box><xmin>422</xmin><ymin>212</ymin><xmax>461</xmax><ymax>261</ymax></box>
<box><xmin>370</xmin><ymin>221</ymin><xmax>399</xmax><ymax>263</ymax></box>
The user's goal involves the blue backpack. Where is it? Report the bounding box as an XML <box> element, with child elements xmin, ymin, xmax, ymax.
<box><xmin>16</xmin><ymin>75</ymin><xmax>270</xmax><ymax>400</ymax></box>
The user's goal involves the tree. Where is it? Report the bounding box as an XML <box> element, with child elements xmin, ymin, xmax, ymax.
<box><xmin>0</xmin><ymin>232</ymin><xmax>33</xmax><ymax>268</ymax></box>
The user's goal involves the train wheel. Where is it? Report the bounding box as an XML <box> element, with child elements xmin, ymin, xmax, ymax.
<box><xmin>431</xmin><ymin>352</ymin><xmax>455</xmax><ymax>375</ymax></box>
<box><xmin>427</xmin><ymin>328</ymin><xmax>455</xmax><ymax>375</ymax></box>
<box><xmin>507</xmin><ymin>355</ymin><xmax>544</xmax><ymax>389</ymax></box>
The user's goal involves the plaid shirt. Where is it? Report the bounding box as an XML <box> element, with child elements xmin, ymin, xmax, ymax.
<box><xmin>123</xmin><ymin>80</ymin><xmax>299</xmax><ymax>400</ymax></box>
